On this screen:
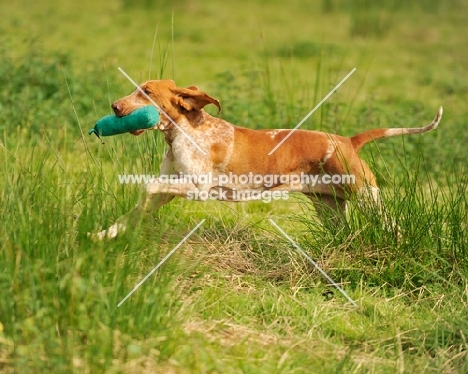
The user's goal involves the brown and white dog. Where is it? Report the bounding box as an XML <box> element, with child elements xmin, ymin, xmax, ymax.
<box><xmin>93</xmin><ymin>79</ymin><xmax>442</xmax><ymax>239</ymax></box>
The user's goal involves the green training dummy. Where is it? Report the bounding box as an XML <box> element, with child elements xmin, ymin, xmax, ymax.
<box><xmin>88</xmin><ymin>105</ymin><xmax>160</xmax><ymax>142</ymax></box>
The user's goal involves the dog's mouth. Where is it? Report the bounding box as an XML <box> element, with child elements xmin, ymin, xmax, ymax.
<box><xmin>113</xmin><ymin>108</ymin><xmax>134</xmax><ymax>117</ymax></box>
<box><xmin>111</xmin><ymin>102</ymin><xmax>147</xmax><ymax>117</ymax></box>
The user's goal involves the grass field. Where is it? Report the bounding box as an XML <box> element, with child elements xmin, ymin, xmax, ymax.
<box><xmin>1</xmin><ymin>0</ymin><xmax>467</xmax><ymax>372</ymax></box>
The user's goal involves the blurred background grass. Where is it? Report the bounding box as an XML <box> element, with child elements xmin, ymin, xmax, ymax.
<box><xmin>1</xmin><ymin>0</ymin><xmax>467</xmax><ymax>372</ymax></box>
<box><xmin>1</xmin><ymin>0</ymin><xmax>467</xmax><ymax>176</ymax></box>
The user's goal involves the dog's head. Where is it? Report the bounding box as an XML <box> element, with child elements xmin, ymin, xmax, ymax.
<box><xmin>111</xmin><ymin>80</ymin><xmax>221</xmax><ymax>135</ymax></box>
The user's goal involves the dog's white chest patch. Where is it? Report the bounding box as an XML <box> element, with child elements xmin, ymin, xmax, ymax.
<box><xmin>170</xmin><ymin>115</ymin><xmax>234</xmax><ymax>188</ymax></box>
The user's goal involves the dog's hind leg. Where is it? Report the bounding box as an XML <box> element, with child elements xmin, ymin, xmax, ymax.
<box><xmin>306</xmin><ymin>193</ymin><xmax>347</xmax><ymax>229</ymax></box>
<box><xmin>355</xmin><ymin>185</ymin><xmax>400</xmax><ymax>237</ymax></box>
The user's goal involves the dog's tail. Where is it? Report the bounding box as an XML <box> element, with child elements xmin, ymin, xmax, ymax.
<box><xmin>350</xmin><ymin>107</ymin><xmax>443</xmax><ymax>152</ymax></box>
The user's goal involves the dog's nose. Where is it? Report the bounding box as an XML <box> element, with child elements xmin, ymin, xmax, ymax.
<box><xmin>112</xmin><ymin>101</ymin><xmax>123</xmax><ymax>116</ymax></box>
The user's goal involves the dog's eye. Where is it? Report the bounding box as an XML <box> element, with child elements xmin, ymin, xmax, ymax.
<box><xmin>137</xmin><ymin>87</ymin><xmax>151</xmax><ymax>95</ymax></box>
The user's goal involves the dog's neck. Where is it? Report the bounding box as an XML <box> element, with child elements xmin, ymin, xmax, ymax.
<box><xmin>185</xmin><ymin>108</ymin><xmax>211</xmax><ymax>127</ymax></box>
<box><xmin>161</xmin><ymin>109</ymin><xmax>212</xmax><ymax>146</ymax></box>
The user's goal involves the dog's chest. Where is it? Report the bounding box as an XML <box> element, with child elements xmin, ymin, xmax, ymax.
<box><xmin>171</xmin><ymin>118</ymin><xmax>234</xmax><ymax>175</ymax></box>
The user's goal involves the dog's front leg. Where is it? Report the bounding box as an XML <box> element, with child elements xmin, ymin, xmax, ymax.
<box><xmin>91</xmin><ymin>179</ymin><xmax>207</xmax><ymax>240</ymax></box>
<box><xmin>91</xmin><ymin>153</ymin><xmax>178</xmax><ymax>240</ymax></box>
<box><xmin>91</xmin><ymin>180</ymin><xmax>176</xmax><ymax>240</ymax></box>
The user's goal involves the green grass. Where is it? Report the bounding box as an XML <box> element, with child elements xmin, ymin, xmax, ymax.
<box><xmin>1</xmin><ymin>0</ymin><xmax>468</xmax><ymax>372</ymax></box>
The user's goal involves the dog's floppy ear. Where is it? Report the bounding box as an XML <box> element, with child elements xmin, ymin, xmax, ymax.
<box><xmin>173</xmin><ymin>87</ymin><xmax>221</xmax><ymax>113</ymax></box>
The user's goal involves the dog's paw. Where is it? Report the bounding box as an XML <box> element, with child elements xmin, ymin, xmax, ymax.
<box><xmin>382</xmin><ymin>220</ymin><xmax>402</xmax><ymax>243</ymax></box>
<box><xmin>87</xmin><ymin>230</ymin><xmax>110</xmax><ymax>242</ymax></box>
<box><xmin>87</xmin><ymin>223</ymin><xmax>126</xmax><ymax>241</ymax></box>
<box><xmin>87</xmin><ymin>230</ymin><xmax>106</xmax><ymax>242</ymax></box>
